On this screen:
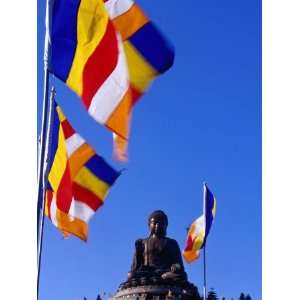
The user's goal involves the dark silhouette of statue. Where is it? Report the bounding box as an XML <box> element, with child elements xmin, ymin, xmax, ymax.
<box><xmin>110</xmin><ymin>210</ymin><xmax>201</xmax><ymax>299</ymax></box>
<box><xmin>128</xmin><ymin>210</ymin><xmax>187</xmax><ymax>282</ymax></box>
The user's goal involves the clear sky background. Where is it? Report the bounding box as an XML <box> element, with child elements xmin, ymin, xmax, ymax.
<box><xmin>37</xmin><ymin>1</ymin><xmax>261</xmax><ymax>300</ymax></box>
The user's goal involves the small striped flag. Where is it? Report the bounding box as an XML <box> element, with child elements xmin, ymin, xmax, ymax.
<box><xmin>45</xmin><ymin>101</ymin><xmax>121</xmax><ymax>241</ymax></box>
<box><xmin>182</xmin><ymin>183</ymin><xmax>216</xmax><ymax>263</ymax></box>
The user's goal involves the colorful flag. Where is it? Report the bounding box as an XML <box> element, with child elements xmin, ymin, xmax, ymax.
<box><xmin>104</xmin><ymin>0</ymin><xmax>175</xmax><ymax>160</ymax></box>
<box><xmin>182</xmin><ymin>183</ymin><xmax>216</xmax><ymax>263</ymax></box>
<box><xmin>48</xmin><ymin>0</ymin><xmax>174</xmax><ymax>161</ymax></box>
<box><xmin>48</xmin><ymin>0</ymin><xmax>130</xmax><ymax>156</ymax></box>
<box><xmin>45</xmin><ymin>101</ymin><xmax>121</xmax><ymax>241</ymax></box>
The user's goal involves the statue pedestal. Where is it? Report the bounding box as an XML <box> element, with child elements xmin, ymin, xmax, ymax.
<box><xmin>109</xmin><ymin>284</ymin><xmax>202</xmax><ymax>300</ymax></box>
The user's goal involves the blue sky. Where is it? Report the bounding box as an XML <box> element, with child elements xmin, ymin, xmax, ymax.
<box><xmin>38</xmin><ymin>1</ymin><xmax>261</xmax><ymax>299</ymax></box>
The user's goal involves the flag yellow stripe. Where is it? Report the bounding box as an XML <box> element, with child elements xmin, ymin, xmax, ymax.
<box><xmin>56</xmin><ymin>106</ymin><xmax>66</xmax><ymax>122</ymax></box>
<box><xmin>123</xmin><ymin>41</ymin><xmax>157</xmax><ymax>92</ymax></box>
<box><xmin>212</xmin><ymin>198</ymin><xmax>217</xmax><ymax>217</ymax></box>
<box><xmin>66</xmin><ymin>0</ymin><xmax>109</xmax><ymax>95</ymax></box>
<box><xmin>44</xmin><ymin>193</ymin><xmax>50</xmax><ymax>217</ymax></box>
<box><xmin>73</xmin><ymin>167</ymin><xmax>110</xmax><ymax>200</ymax></box>
<box><xmin>48</xmin><ymin>126</ymin><xmax>68</xmax><ymax>192</ymax></box>
<box><xmin>192</xmin><ymin>233</ymin><xmax>204</xmax><ymax>251</ymax></box>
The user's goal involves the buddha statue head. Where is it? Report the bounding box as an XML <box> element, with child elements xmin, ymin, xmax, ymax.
<box><xmin>148</xmin><ymin>210</ymin><xmax>168</xmax><ymax>237</ymax></box>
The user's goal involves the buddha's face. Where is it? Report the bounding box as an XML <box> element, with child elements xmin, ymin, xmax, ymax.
<box><xmin>149</xmin><ymin>216</ymin><xmax>167</xmax><ymax>237</ymax></box>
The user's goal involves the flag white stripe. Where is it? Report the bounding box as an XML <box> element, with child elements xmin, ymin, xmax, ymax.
<box><xmin>191</xmin><ymin>215</ymin><xmax>205</xmax><ymax>239</ymax></box>
<box><xmin>105</xmin><ymin>0</ymin><xmax>134</xmax><ymax>19</ymax></box>
<box><xmin>69</xmin><ymin>199</ymin><xmax>94</xmax><ymax>223</ymax></box>
<box><xmin>50</xmin><ymin>195</ymin><xmax>58</xmax><ymax>227</ymax></box>
<box><xmin>88</xmin><ymin>35</ymin><xmax>129</xmax><ymax>124</ymax></box>
<box><xmin>65</xmin><ymin>133</ymin><xmax>85</xmax><ymax>157</ymax></box>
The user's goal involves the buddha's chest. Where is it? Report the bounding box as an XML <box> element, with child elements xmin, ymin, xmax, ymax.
<box><xmin>143</xmin><ymin>238</ymin><xmax>170</xmax><ymax>266</ymax></box>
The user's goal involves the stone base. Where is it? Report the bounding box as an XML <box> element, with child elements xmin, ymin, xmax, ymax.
<box><xmin>109</xmin><ymin>285</ymin><xmax>202</xmax><ymax>300</ymax></box>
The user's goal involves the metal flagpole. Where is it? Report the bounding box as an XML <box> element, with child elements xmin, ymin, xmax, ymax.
<box><xmin>37</xmin><ymin>87</ymin><xmax>55</xmax><ymax>298</ymax></box>
<box><xmin>37</xmin><ymin>49</ymin><xmax>49</xmax><ymax>238</ymax></box>
<box><xmin>37</xmin><ymin>0</ymin><xmax>51</xmax><ymax>230</ymax></box>
<box><xmin>203</xmin><ymin>246</ymin><xmax>207</xmax><ymax>300</ymax></box>
<box><xmin>37</xmin><ymin>0</ymin><xmax>52</xmax><ymax>297</ymax></box>
<box><xmin>202</xmin><ymin>182</ymin><xmax>207</xmax><ymax>300</ymax></box>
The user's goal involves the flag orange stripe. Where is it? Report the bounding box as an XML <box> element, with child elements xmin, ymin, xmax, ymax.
<box><xmin>45</xmin><ymin>191</ymin><xmax>53</xmax><ymax>218</ymax></box>
<box><xmin>56</xmin><ymin>209</ymin><xmax>88</xmax><ymax>241</ymax></box>
<box><xmin>112</xmin><ymin>4</ymin><xmax>149</xmax><ymax>41</ymax></box>
<box><xmin>105</xmin><ymin>88</ymin><xmax>132</xmax><ymax>140</ymax></box>
<box><xmin>69</xmin><ymin>143</ymin><xmax>95</xmax><ymax>179</ymax></box>
<box><xmin>182</xmin><ymin>250</ymin><xmax>199</xmax><ymax>263</ymax></box>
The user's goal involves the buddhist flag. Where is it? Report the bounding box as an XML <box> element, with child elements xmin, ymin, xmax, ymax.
<box><xmin>182</xmin><ymin>183</ymin><xmax>216</xmax><ymax>263</ymax></box>
<box><xmin>45</xmin><ymin>101</ymin><xmax>121</xmax><ymax>241</ymax></box>
<box><xmin>104</xmin><ymin>0</ymin><xmax>175</xmax><ymax>160</ymax></box>
<box><xmin>105</xmin><ymin>0</ymin><xmax>174</xmax><ymax>96</ymax></box>
<box><xmin>48</xmin><ymin>0</ymin><xmax>130</xmax><ymax>157</ymax></box>
<box><xmin>47</xmin><ymin>0</ymin><xmax>174</xmax><ymax>161</ymax></box>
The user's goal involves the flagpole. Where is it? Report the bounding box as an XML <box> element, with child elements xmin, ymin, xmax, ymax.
<box><xmin>37</xmin><ymin>0</ymin><xmax>51</xmax><ymax>236</ymax></box>
<box><xmin>202</xmin><ymin>182</ymin><xmax>207</xmax><ymax>300</ymax></box>
<box><xmin>203</xmin><ymin>245</ymin><xmax>207</xmax><ymax>300</ymax></box>
<box><xmin>37</xmin><ymin>86</ymin><xmax>55</xmax><ymax>295</ymax></box>
<box><xmin>37</xmin><ymin>0</ymin><xmax>52</xmax><ymax>297</ymax></box>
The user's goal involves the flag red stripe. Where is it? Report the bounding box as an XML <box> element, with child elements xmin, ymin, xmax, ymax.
<box><xmin>184</xmin><ymin>235</ymin><xmax>194</xmax><ymax>252</ymax></box>
<box><xmin>82</xmin><ymin>20</ymin><xmax>119</xmax><ymax>108</ymax></box>
<box><xmin>73</xmin><ymin>182</ymin><xmax>104</xmax><ymax>211</ymax></box>
<box><xmin>130</xmin><ymin>84</ymin><xmax>143</xmax><ymax>106</ymax></box>
<box><xmin>61</xmin><ymin>119</ymin><xmax>75</xmax><ymax>139</ymax></box>
<box><xmin>56</xmin><ymin>163</ymin><xmax>73</xmax><ymax>213</ymax></box>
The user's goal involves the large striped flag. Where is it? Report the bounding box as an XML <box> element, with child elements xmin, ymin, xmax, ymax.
<box><xmin>104</xmin><ymin>0</ymin><xmax>175</xmax><ymax>160</ymax></box>
<box><xmin>48</xmin><ymin>0</ymin><xmax>174</xmax><ymax>161</ymax></box>
<box><xmin>182</xmin><ymin>183</ymin><xmax>217</xmax><ymax>263</ymax></box>
<box><xmin>45</xmin><ymin>100</ymin><xmax>121</xmax><ymax>241</ymax></box>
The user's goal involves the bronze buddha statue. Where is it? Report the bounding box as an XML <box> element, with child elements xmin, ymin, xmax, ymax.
<box><xmin>128</xmin><ymin>210</ymin><xmax>187</xmax><ymax>283</ymax></box>
<box><xmin>113</xmin><ymin>210</ymin><xmax>201</xmax><ymax>299</ymax></box>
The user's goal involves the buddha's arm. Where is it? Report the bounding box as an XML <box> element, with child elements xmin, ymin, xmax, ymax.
<box><xmin>130</xmin><ymin>239</ymin><xmax>143</xmax><ymax>271</ymax></box>
<box><xmin>171</xmin><ymin>240</ymin><xmax>185</xmax><ymax>271</ymax></box>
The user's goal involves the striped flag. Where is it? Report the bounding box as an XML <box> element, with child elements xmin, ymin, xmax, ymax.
<box><xmin>48</xmin><ymin>0</ymin><xmax>130</xmax><ymax>158</ymax></box>
<box><xmin>182</xmin><ymin>183</ymin><xmax>217</xmax><ymax>263</ymax></box>
<box><xmin>105</xmin><ymin>0</ymin><xmax>174</xmax><ymax>160</ymax></box>
<box><xmin>45</xmin><ymin>101</ymin><xmax>121</xmax><ymax>241</ymax></box>
<box><xmin>48</xmin><ymin>0</ymin><xmax>174</xmax><ymax>161</ymax></box>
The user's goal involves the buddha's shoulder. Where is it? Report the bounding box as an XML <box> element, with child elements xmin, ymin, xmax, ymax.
<box><xmin>134</xmin><ymin>238</ymin><xmax>147</xmax><ymax>246</ymax></box>
<box><xmin>165</xmin><ymin>237</ymin><xmax>180</xmax><ymax>246</ymax></box>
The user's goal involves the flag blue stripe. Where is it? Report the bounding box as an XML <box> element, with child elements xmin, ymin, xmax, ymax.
<box><xmin>85</xmin><ymin>155</ymin><xmax>120</xmax><ymax>186</ymax></box>
<box><xmin>202</xmin><ymin>184</ymin><xmax>215</xmax><ymax>247</ymax></box>
<box><xmin>129</xmin><ymin>22</ymin><xmax>175</xmax><ymax>73</ymax></box>
<box><xmin>49</xmin><ymin>0</ymin><xmax>81</xmax><ymax>81</ymax></box>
